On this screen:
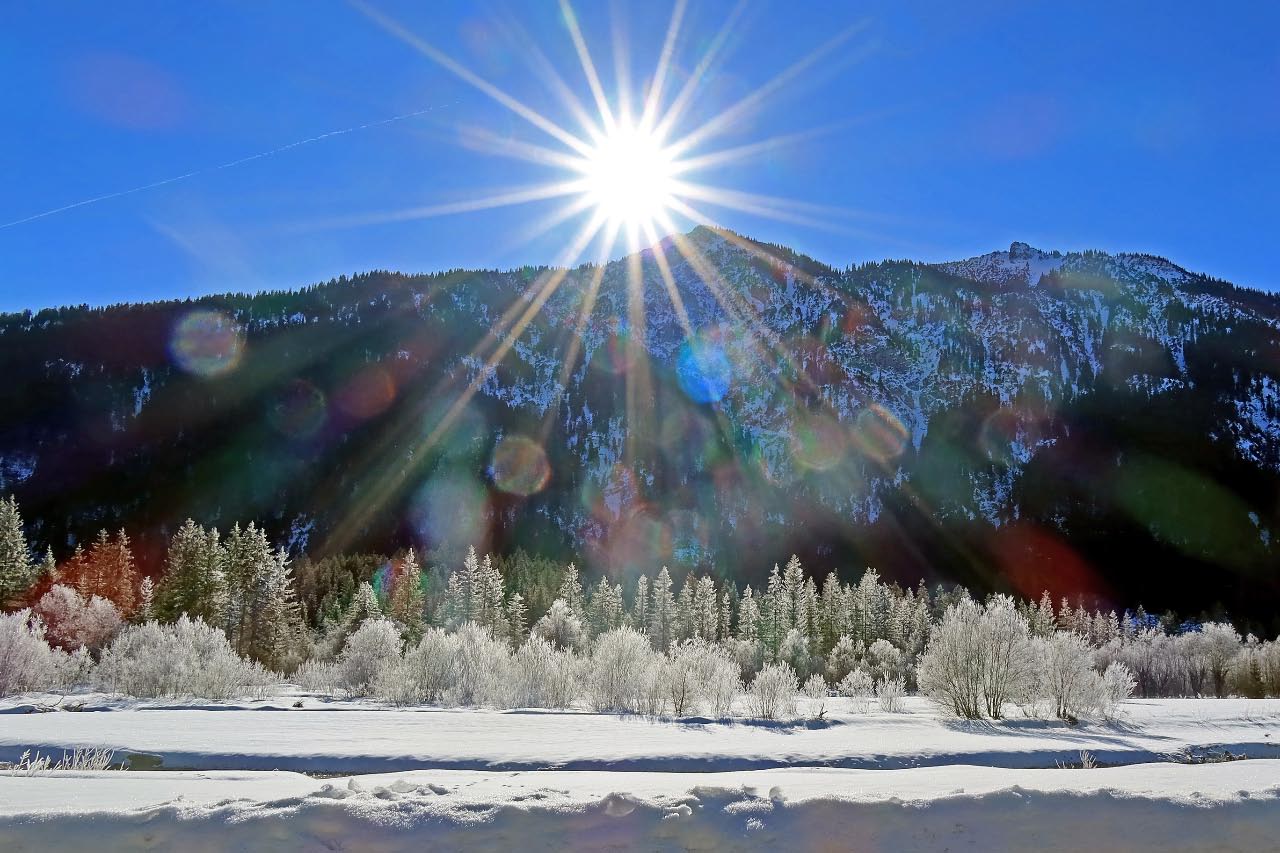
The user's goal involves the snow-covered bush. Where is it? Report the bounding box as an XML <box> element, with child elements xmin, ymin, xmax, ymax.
<box><xmin>801</xmin><ymin>673</ymin><xmax>827</xmax><ymax>719</ymax></box>
<box><xmin>509</xmin><ymin>635</ymin><xmax>578</xmax><ymax>708</ymax></box>
<box><xmin>747</xmin><ymin>662</ymin><xmax>798</xmax><ymax>720</ymax></box>
<box><xmin>779</xmin><ymin>629</ymin><xmax>815</xmax><ymax>681</ymax></box>
<box><xmin>0</xmin><ymin>610</ymin><xmax>67</xmax><ymax>696</ymax></box>
<box><xmin>1037</xmin><ymin>631</ymin><xmax>1103</xmax><ymax>720</ymax></box>
<box><xmin>586</xmin><ymin>627</ymin><xmax>661</xmax><ymax>713</ymax></box>
<box><xmin>724</xmin><ymin>637</ymin><xmax>764</xmax><ymax>682</ymax></box>
<box><xmin>531</xmin><ymin>599</ymin><xmax>585</xmax><ymax>652</ymax></box>
<box><xmin>918</xmin><ymin>596</ymin><xmax>1036</xmax><ymax>719</ymax></box>
<box><xmin>662</xmin><ymin>643</ymin><xmax>701</xmax><ymax>716</ymax></box>
<box><xmin>876</xmin><ymin>676</ymin><xmax>905</xmax><ymax>713</ymax></box>
<box><xmin>837</xmin><ymin>668</ymin><xmax>874</xmax><ymax>713</ymax></box>
<box><xmin>334</xmin><ymin>618</ymin><xmax>402</xmax><ymax>697</ymax></box>
<box><xmin>825</xmin><ymin>635</ymin><xmax>862</xmax><ymax>683</ymax></box>
<box><xmin>95</xmin><ymin>617</ymin><xmax>272</xmax><ymax>700</ymax></box>
<box><xmin>35</xmin><ymin>584</ymin><xmax>123</xmax><ymax>653</ymax></box>
<box><xmin>867</xmin><ymin>639</ymin><xmax>903</xmax><ymax>685</ymax></box>
<box><xmin>294</xmin><ymin>658</ymin><xmax>338</xmax><ymax>695</ymax></box>
<box><xmin>662</xmin><ymin>640</ymin><xmax>741</xmax><ymax>718</ymax></box>
<box><xmin>1099</xmin><ymin>661</ymin><xmax>1136</xmax><ymax>716</ymax></box>
<box><xmin>376</xmin><ymin>628</ymin><xmax>457</xmax><ymax>705</ymax></box>
<box><xmin>449</xmin><ymin>622</ymin><xmax>512</xmax><ymax>706</ymax></box>
<box><xmin>695</xmin><ymin>645</ymin><xmax>743</xmax><ymax>719</ymax></box>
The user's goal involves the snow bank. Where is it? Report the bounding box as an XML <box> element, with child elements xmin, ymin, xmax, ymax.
<box><xmin>1</xmin><ymin>696</ymin><xmax>1276</xmax><ymax>774</ymax></box>
<box><xmin>1</xmin><ymin>763</ymin><xmax>1277</xmax><ymax>852</ymax></box>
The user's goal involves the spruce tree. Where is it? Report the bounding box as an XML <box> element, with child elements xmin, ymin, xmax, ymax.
<box><xmin>387</xmin><ymin>548</ymin><xmax>425</xmax><ymax>643</ymax></box>
<box><xmin>649</xmin><ymin>566</ymin><xmax>675</xmax><ymax>650</ymax></box>
<box><xmin>557</xmin><ymin>562</ymin><xmax>584</xmax><ymax>618</ymax></box>
<box><xmin>0</xmin><ymin>496</ymin><xmax>32</xmax><ymax>605</ymax></box>
<box><xmin>135</xmin><ymin>576</ymin><xmax>155</xmax><ymax>623</ymax></box>
<box><xmin>156</xmin><ymin>519</ymin><xmax>226</xmax><ymax>625</ymax></box>
<box><xmin>506</xmin><ymin>591</ymin><xmax>528</xmax><ymax>644</ymax></box>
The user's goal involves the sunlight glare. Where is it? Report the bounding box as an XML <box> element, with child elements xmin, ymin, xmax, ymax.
<box><xmin>578</xmin><ymin>119</ymin><xmax>677</xmax><ymax>236</ymax></box>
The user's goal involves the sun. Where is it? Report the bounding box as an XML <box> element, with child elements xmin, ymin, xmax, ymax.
<box><xmin>576</xmin><ymin>119</ymin><xmax>678</xmax><ymax>236</ymax></box>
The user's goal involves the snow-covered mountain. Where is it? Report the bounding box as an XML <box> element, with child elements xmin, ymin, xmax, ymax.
<box><xmin>2</xmin><ymin>227</ymin><xmax>1277</xmax><ymax>618</ymax></box>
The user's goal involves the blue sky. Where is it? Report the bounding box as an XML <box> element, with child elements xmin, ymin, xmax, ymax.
<box><xmin>2</xmin><ymin>0</ymin><xmax>1277</xmax><ymax>312</ymax></box>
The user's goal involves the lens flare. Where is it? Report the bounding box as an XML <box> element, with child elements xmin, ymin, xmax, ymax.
<box><xmin>854</xmin><ymin>403</ymin><xmax>909</xmax><ymax>464</ymax></box>
<box><xmin>268</xmin><ymin>379</ymin><xmax>328</xmax><ymax>439</ymax></box>
<box><xmin>490</xmin><ymin>435</ymin><xmax>551</xmax><ymax>496</ymax></box>
<box><xmin>577</xmin><ymin>119</ymin><xmax>676</xmax><ymax>231</ymax></box>
<box><xmin>169</xmin><ymin>310</ymin><xmax>244</xmax><ymax>377</ymax></box>
<box><xmin>676</xmin><ymin>336</ymin><xmax>732</xmax><ymax>403</ymax></box>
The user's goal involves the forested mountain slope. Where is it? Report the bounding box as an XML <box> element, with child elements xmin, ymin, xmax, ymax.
<box><xmin>2</xmin><ymin>227</ymin><xmax>1277</xmax><ymax>622</ymax></box>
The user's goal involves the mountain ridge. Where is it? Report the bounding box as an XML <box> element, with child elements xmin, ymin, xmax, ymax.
<box><xmin>1</xmin><ymin>227</ymin><xmax>1277</xmax><ymax>627</ymax></box>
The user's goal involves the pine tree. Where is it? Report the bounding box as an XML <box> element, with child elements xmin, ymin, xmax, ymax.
<box><xmin>0</xmin><ymin>496</ymin><xmax>32</xmax><ymax>605</ymax></box>
<box><xmin>506</xmin><ymin>591</ymin><xmax>528</xmax><ymax>644</ymax></box>
<box><xmin>156</xmin><ymin>519</ymin><xmax>226</xmax><ymax>625</ymax></box>
<box><xmin>135</xmin><ymin>576</ymin><xmax>155</xmax><ymax>623</ymax></box>
<box><xmin>557</xmin><ymin>562</ymin><xmax>584</xmax><ymax>618</ymax></box>
<box><xmin>633</xmin><ymin>574</ymin><xmax>649</xmax><ymax>634</ymax></box>
<box><xmin>675</xmin><ymin>576</ymin><xmax>695</xmax><ymax>641</ymax></box>
<box><xmin>649</xmin><ymin>566</ymin><xmax>676</xmax><ymax>650</ymax></box>
<box><xmin>478</xmin><ymin>553</ymin><xmax>508</xmax><ymax>638</ymax></box>
<box><xmin>719</xmin><ymin>589</ymin><xmax>733</xmax><ymax>641</ymax></box>
<box><xmin>387</xmin><ymin>548</ymin><xmax>425</xmax><ymax>643</ymax></box>
<box><xmin>343</xmin><ymin>581</ymin><xmax>383</xmax><ymax>636</ymax></box>
<box><xmin>737</xmin><ymin>586</ymin><xmax>760</xmax><ymax>642</ymax></box>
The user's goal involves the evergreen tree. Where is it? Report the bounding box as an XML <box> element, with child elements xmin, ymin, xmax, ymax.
<box><xmin>386</xmin><ymin>548</ymin><xmax>425</xmax><ymax>643</ymax></box>
<box><xmin>342</xmin><ymin>581</ymin><xmax>383</xmax><ymax>637</ymax></box>
<box><xmin>632</xmin><ymin>574</ymin><xmax>649</xmax><ymax>634</ymax></box>
<box><xmin>557</xmin><ymin>562</ymin><xmax>585</xmax><ymax>618</ymax></box>
<box><xmin>156</xmin><ymin>519</ymin><xmax>226</xmax><ymax>625</ymax></box>
<box><xmin>135</xmin><ymin>576</ymin><xmax>155</xmax><ymax>623</ymax></box>
<box><xmin>648</xmin><ymin>566</ymin><xmax>676</xmax><ymax>650</ymax></box>
<box><xmin>0</xmin><ymin>495</ymin><xmax>32</xmax><ymax>604</ymax></box>
<box><xmin>737</xmin><ymin>585</ymin><xmax>760</xmax><ymax>642</ymax></box>
<box><xmin>506</xmin><ymin>591</ymin><xmax>528</xmax><ymax>644</ymax></box>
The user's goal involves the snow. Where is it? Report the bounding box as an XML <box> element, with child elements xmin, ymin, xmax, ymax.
<box><xmin>1</xmin><ymin>763</ymin><xmax>1277</xmax><ymax>851</ymax></box>
<box><xmin>0</xmin><ymin>697</ymin><xmax>1277</xmax><ymax>849</ymax></box>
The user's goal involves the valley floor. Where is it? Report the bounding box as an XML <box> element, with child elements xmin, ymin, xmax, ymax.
<box><xmin>1</xmin><ymin>695</ymin><xmax>1278</xmax><ymax>851</ymax></box>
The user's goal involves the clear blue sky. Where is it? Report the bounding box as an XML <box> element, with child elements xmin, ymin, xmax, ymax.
<box><xmin>2</xmin><ymin>1</ymin><xmax>1277</xmax><ymax>312</ymax></box>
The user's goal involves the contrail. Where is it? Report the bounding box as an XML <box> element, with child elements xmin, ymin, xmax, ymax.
<box><xmin>1</xmin><ymin>104</ymin><xmax>449</xmax><ymax>230</ymax></box>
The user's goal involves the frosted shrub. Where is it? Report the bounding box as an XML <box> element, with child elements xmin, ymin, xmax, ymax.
<box><xmin>867</xmin><ymin>639</ymin><xmax>903</xmax><ymax>685</ymax></box>
<box><xmin>779</xmin><ymin>629</ymin><xmax>814</xmax><ymax>681</ymax></box>
<box><xmin>876</xmin><ymin>676</ymin><xmax>906</xmax><ymax>713</ymax></box>
<box><xmin>1099</xmin><ymin>662</ymin><xmax>1136</xmax><ymax>717</ymax></box>
<box><xmin>1038</xmin><ymin>632</ymin><xmax>1103</xmax><ymax>720</ymax></box>
<box><xmin>448</xmin><ymin>622</ymin><xmax>511</xmax><ymax>706</ymax></box>
<box><xmin>95</xmin><ymin>617</ymin><xmax>272</xmax><ymax>700</ymax></box>
<box><xmin>918</xmin><ymin>596</ymin><xmax>1036</xmax><ymax>719</ymax></box>
<box><xmin>696</xmin><ymin>646</ymin><xmax>743</xmax><ymax>719</ymax></box>
<box><xmin>801</xmin><ymin>673</ymin><xmax>828</xmax><ymax>719</ymax></box>
<box><xmin>35</xmin><ymin>585</ymin><xmax>123</xmax><ymax>654</ymax></box>
<box><xmin>0</xmin><ymin>611</ymin><xmax>67</xmax><ymax>696</ymax></box>
<box><xmin>663</xmin><ymin>645</ymin><xmax>701</xmax><ymax>716</ymax></box>
<box><xmin>335</xmin><ymin>618</ymin><xmax>402</xmax><ymax>697</ymax></box>
<box><xmin>748</xmin><ymin>662</ymin><xmax>798</xmax><ymax>720</ymax></box>
<box><xmin>531</xmin><ymin>599</ymin><xmax>585</xmax><ymax>652</ymax></box>
<box><xmin>295</xmin><ymin>659</ymin><xmax>339</xmax><ymax>695</ymax></box>
<box><xmin>838</xmin><ymin>668</ymin><xmax>875</xmax><ymax>713</ymax></box>
<box><xmin>376</xmin><ymin>628</ymin><xmax>458</xmax><ymax>705</ymax></box>
<box><xmin>510</xmin><ymin>635</ymin><xmax>578</xmax><ymax>708</ymax></box>
<box><xmin>725</xmin><ymin>637</ymin><xmax>765</xmax><ymax>682</ymax></box>
<box><xmin>586</xmin><ymin>628</ymin><xmax>661</xmax><ymax>713</ymax></box>
<box><xmin>825</xmin><ymin>635</ymin><xmax>863</xmax><ymax>683</ymax></box>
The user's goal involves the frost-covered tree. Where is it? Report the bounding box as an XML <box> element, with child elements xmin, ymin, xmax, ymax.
<box><xmin>334</xmin><ymin>617</ymin><xmax>402</xmax><ymax>697</ymax></box>
<box><xmin>0</xmin><ymin>496</ymin><xmax>33</xmax><ymax>605</ymax></box>
<box><xmin>557</xmin><ymin>562</ymin><xmax>585</xmax><ymax>618</ymax></box>
<box><xmin>0</xmin><ymin>610</ymin><xmax>69</xmax><ymax>696</ymax></box>
<box><xmin>918</xmin><ymin>596</ymin><xmax>1036</xmax><ymax>719</ymax></box>
<box><xmin>648</xmin><ymin>567</ymin><xmax>676</xmax><ymax>650</ymax></box>
<box><xmin>62</xmin><ymin>529</ymin><xmax>138</xmax><ymax>616</ymax></box>
<box><xmin>34</xmin><ymin>584</ymin><xmax>123</xmax><ymax>653</ymax></box>
<box><xmin>134</xmin><ymin>577</ymin><xmax>155</xmax><ymax>624</ymax></box>
<box><xmin>505</xmin><ymin>592</ymin><xmax>528</xmax><ymax>644</ymax></box>
<box><xmin>736</xmin><ymin>586</ymin><xmax>759</xmax><ymax>643</ymax></box>
<box><xmin>156</xmin><ymin>520</ymin><xmax>226</xmax><ymax>625</ymax></box>
<box><xmin>96</xmin><ymin>616</ymin><xmax>270</xmax><ymax>700</ymax></box>
<box><xmin>632</xmin><ymin>574</ymin><xmax>648</xmax><ymax>634</ymax></box>
<box><xmin>531</xmin><ymin>598</ymin><xmax>585</xmax><ymax>652</ymax></box>
<box><xmin>386</xmin><ymin>548</ymin><xmax>425</xmax><ymax>643</ymax></box>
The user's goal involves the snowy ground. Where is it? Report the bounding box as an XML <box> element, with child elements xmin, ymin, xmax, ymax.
<box><xmin>2</xmin><ymin>695</ymin><xmax>1278</xmax><ymax>850</ymax></box>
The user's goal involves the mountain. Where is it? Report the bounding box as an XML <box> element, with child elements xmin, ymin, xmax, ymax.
<box><xmin>2</xmin><ymin>227</ymin><xmax>1278</xmax><ymax>627</ymax></box>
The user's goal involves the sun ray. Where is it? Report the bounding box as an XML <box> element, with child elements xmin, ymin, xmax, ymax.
<box><xmin>664</xmin><ymin>20</ymin><xmax>872</xmax><ymax>159</ymax></box>
<box><xmin>639</xmin><ymin>0</ymin><xmax>688</xmax><ymax>131</ymax></box>
<box><xmin>652</xmin><ymin>0</ymin><xmax>751</xmax><ymax>142</ymax></box>
<box><xmin>350</xmin><ymin>0</ymin><xmax>595</xmax><ymax>157</ymax></box>
<box><xmin>559</xmin><ymin>0</ymin><xmax>617</xmax><ymax>133</ymax></box>
<box><xmin>285</xmin><ymin>180</ymin><xmax>588</xmax><ymax>233</ymax></box>
<box><xmin>456</xmin><ymin>124</ymin><xmax>586</xmax><ymax>172</ymax></box>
